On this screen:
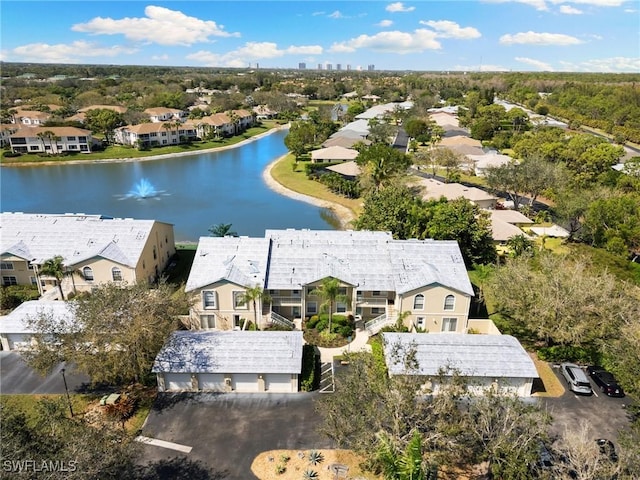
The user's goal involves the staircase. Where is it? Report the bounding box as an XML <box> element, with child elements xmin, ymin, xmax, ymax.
<box><xmin>364</xmin><ymin>311</ymin><xmax>396</xmax><ymax>335</ymax></box>
<box><xmin>268</xmin><ymin>311</ymin><xmax>295</xmax><ymax>330</ymax></box>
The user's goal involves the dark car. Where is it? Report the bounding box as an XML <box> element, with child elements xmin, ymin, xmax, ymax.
<box><xmin>587</xmin><ymin>366</ymin><xmax>625</xmax><ymax>397</ymax></box>
<box><xmin>596</xmin><ymin>438</ymin><xmax>619</xmax><ymax>463</ymax></box>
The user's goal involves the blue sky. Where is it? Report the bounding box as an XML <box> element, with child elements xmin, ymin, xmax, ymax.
<box><xmin>1</xmin><ymin>1</ymin><xmax>638</xmax><ymax>72</ymax></box>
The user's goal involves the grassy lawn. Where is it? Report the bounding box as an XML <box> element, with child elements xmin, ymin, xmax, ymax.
<box><xmin>1</xmin><ymin>122</ymin><xmax>282</xmax><ymax>164</ymax></box>
<box><xmin>0</xmin><ymin>394</ymin><xmax>96</xmax><ymax>425</ymax></box>
<box><xmin>271</xmin><ymin>154</ymin><xmax>363</xmax><ymax>218</ymax></box>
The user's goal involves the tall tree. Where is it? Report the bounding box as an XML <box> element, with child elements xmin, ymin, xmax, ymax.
<box><xmin>39</xmin><ymin>255</ymin><xmax>67</xmax><ymax>300</ymax></box>
<box><xmin>24</xmin><ymin>282</ymin><xmax>190</xmax><ymax>385</ymax></box>
<box><xmin>355</xmin><ymin>143</ymin><xmax>412</xmax><ymax>192</ymax></box>
<box><xmin>309</xmin><ymin>277</ymin><xmax>350</xmax><ymax>335</ymax></box>
<box><xmin>235</xmin><ymin>285</ymin><xmax>271</xmax><ymax>330</ymax></box>
<box><xmin>84</xmin><ymin>108</ymin><xmax>125</xmax><ymax>144</ymax></box>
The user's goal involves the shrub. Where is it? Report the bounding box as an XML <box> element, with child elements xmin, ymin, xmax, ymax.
<box><xmin>536</xmin><ymin>345</ymin><xmax>601</xmax><ymax>364</ymax></box>
<box><xmin>0</xmin><ymin>285</ymin><xmax>40</xmax><ymax>311</ymax></box>
<box><xmin>275</xmin><ymin>464</ymin><xmax>286</xmax><ymax>475</ymax></box>
<box><xmin>2</xmin><ymin>151</ymin><xmax>22</xmax><ymax>158</ymax></box>
<box><xmin>306</xmin><ymin>315</ymin><xmax>320</xmax><ymax>329</ymax></box>
<box><xmin>302</xmin><ymin>469</ymin><xmax>319</xmax><ymax>479</ymax></box>
<box><xmin>307</xmin><ymin>450</ymin><xmax>324</xmax><ymax>466</ymax></box>
<box><xmin>279</xmin><ymin>454</ymin><xmax>290</xmax><ymax>463</ymax></box>
<box><xmin>300</xmin><ymin>345</ymin><xmax>319</xmax><ymax>392</ymax></box>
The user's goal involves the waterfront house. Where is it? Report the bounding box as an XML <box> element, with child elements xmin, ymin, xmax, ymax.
<box><xmin>9</xmin><ymin>126</ymin><xmax>94</xmax><ymax>154</ymax></box>
<box><xmin>185</xmin><ymin>229</ymin><xmax>474</xmax><ymax>335</ymax></box>
<box><xmin>0</xmin><ymin>213</ymin><xmax>175</xmax><ymax>298</ymax></box>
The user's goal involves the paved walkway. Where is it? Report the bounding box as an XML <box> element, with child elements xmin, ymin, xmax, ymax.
<box><xmin>316</xmin><ymin>320</ymin><xmax>372</xmax><ymax>362</ymax></box>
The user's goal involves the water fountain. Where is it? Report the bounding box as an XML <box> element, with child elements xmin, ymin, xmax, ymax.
<box><xmin>120</xmin><ymin>178</ymin><xmax>166</xmax><ymax>200</ymax></box>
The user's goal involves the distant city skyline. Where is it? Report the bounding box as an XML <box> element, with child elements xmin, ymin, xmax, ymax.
<box><xmin>1</xmin><ymin>1</ymin><xmax>638</xmax><ymax>73</ymax></box>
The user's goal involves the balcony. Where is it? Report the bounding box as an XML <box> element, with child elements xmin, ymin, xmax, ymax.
<box><xmin>270</xmin><ymin>295</ymin><xmax>302</xmax><ymax>306</ymax></box>
<box><xmin>355</xmin><ymin>296</ymin><xmax>388</xmax><ymax>307</ymax></box>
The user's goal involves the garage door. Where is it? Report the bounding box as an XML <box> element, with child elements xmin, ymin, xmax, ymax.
<box><xmin>8</xmin><ymin>334</ymin><xmax>30</xmax><ymax>351</ymax></box>
<box><xmin>198</xmin><ymin>373</ymin><xmax>226</xmax><ymax>391</ymax></box>
<box><xmin>265</xmin><ymin>373</ymin><xmax>293</xmax><ymax>393</ymax></box>
<box><xmin>232</xmin><ymin>374</ymin><xmax>259</xmax><ymax>392</ymax></box>
<box><xmin>164</xmin><ymin>373</ymin><xmax>192</xmax><ymax>391</ymax></box>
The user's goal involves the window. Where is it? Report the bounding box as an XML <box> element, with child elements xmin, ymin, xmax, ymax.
<box><xmin>29</xmin><ymin>145</ymin><xmax>39</xmax><ymax>151</ymax></box>
<box><xmin>292</xmin><ymin>289</ymin><xmax>301</xmax><ymax>296</ymax></box>
<box><xmin>2</xmin><ymin>276</ymin><xmax>17</xmax><ymax>286</ymax></box>
<box><xmin>202</xmin><ymin>290</ymin><xmax>217</xmax><ymax>308</ymax></box>
<box><xmin>307</xmin><ymin>301</ymin><xmax>317</xmax><ymax>314</ymax></box>
<box><xmin>82</xmin><ymin>266</ymin><xmax>94</xmax><ymax>281</ymax></box>
<box><xmin>372</xmin><ymin>290</ymin><xmax>381</xmax><ymax>296</ymax></box>
<box><xmin>78</xmin><ymin>136</ymin><xmax>87</xmax><ymax>142</ymax></box>
<box><xmin>416</xmin><ymin>317</ymin><xmax>426</xmax><ymax>330</ymax></box>
<box><xmin>444</xmin><ymin>295</ymin><xmax>455</xmax><ymax>311</ymax></box>
<box><xmin>161</xmin><ymin>132</ymin><xmax>167</xmax><ymax>136</ymax></box>
<box><xmin>337</xmin><ymin>302</ymin><xmax>347</xmax><ymax>313</ymax></box>
<box><xmin>442</xmin><ymin>318</ymin><xmax>457</xmax><ymax>332</ymax></box>
<box><xmin>413</xmin><ymin>294</ymin><xmax>424</xmax><ymax>310</ymax></box>
<box><xmin>292</xmin><ymin>306</ymin><xmax>301</xmax><ymax>318</ymax></box>
<box><xmin>233</xmin><ymin>291</ymin><xmax>247</xmax><ymax>309</ymax></box>
<box><xmin>233</xmin><ymin>315</ymin><xmax>242</xmax><ymax>328</ymax></box>
<box><xmin>68</xmin><ymin>145</ymin><xmax>78</xmax><ymax>150</ymax></box>
<box><xmin>112</xmin><ymin>267</ymin><xmax>123</xmax><ymax>281</ymax></box>
<box><xmin>28</xmin><ymin>263</ymin><xmax>34</xmax><ymax>270</ymax></box>
<box><xmin>67</xmin><ymin>136</ymin><xmax>76</xmax><ymax>141</ymax></box>
<box><xmin>200</xmin><ymin>315</ymin><xmax>216</xmax><ymax>329</ymax></box>
<box><xmin>268</xmin><ymin>289</ymin><xmax>278</xmax><ymax>295</ymax></box>
<box><xmin>153</xmin><ymin>246</ymin><xmax>157</xmax><ymax>260</ymax></box>
<box><xmin>0</xmin><ymin>262</ymin><xmax>14</xmax><ymax>270</ymax></box>
<box><xmin>80</xmin><ymin>145</ymin><xmax>88</xmax><ymax>151</ymax></box>
<box><xmin>338</xmin><ymin>287</ymin><xmax>347</xmax><ymax>296</ymax></box>
<box><xmin>371</xmin><ymin>307</ymin><xmax>384</xmax><ymax>315</ymax></box>
<box><xmin>30</xmin><ymin>276</ymin><xmax>38</xmax><ymax>285</ymax></box>
<box><xmin>150</xmin><ymin>132</ymin><xmax>157</xmax><ymax>137</ymax></box>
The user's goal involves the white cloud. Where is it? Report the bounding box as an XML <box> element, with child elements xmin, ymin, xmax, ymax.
<box><xmin>72</xmin><ymin>5</ymin><xmax>239</xmax><ymax>46</ymax></box>
<box><xmin>550</xmin><ymin>0</ymin><xmax>626</xmax><ymax>6</ymax></box>
<box><xmin>151</xmin><ymin>54</ymin><xmax>169</xmax><ymax>61</ymax></box>
<box><xmin>559</xmin><ymin>56</ymin><xmax>640</xmax><ymax>72</ymax></box>
<box><xmin>559</xmin><ymin>5</ymin><xmax>583</xmax><ymax>13</ymax></box>
<box><xmin>9</xmin><ymin>41</ymin><xmax>137</xmax><ymax>63</ymax></box>
<box><xmin>515</xmin><ymin>56</ymin><xmax>554</xmax><ymax>70</ymax></box>
<box><xmin>187</xmin><ymin>42</ymin><xmax>323</xmax><ymax>67</ymax></box>
<box><xmin>419</xmin><ymin>20</ymin><xmax>481</xmax><ymax>39</ymax></box>
<box><xmin>312</xmin><ymin>11</ymin><xmax>325</xmax><ymax>16</ymax></box>
<box><xmin>376</xmin><ymin>19</ymin><xmax>394</xmax><ymax>27</ymax></box>
<box><xmin>453</xmin><ymin>63</ymin><xmax>510</xmax><ymax>71</ymax></box>
<box><xmin>328</xmin><ymin>10</ymin><xmax>343</xmax><ymax>19</ymax></box>
<box><xmin>329</xmin><ymin>29</ymin><xmax>440</xmax><ymax>54</ymax></box>
<box><xmin>482</xmin><ymin>0</ymin><xmax>549</xmax><ymax>11</ymax></box>
<box><xmin>386</xmin><ymin>2</ymin><xmax>415</xmax><ymax>13</ymax></box>
<box><xmin>500</xmin><ymin>31</ymin><xmax>583</xmax><ymax>45</ymax></box>
<box><xmin>624</xmin><ymin>8</ymin><xmax>637</xmax><ymax>13</ymax></box>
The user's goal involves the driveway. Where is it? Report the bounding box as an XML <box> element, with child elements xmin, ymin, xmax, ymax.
<box><xmin>139</xmin><ymin>393</ymin><xmax>333</xmax><ymax>479</ymax></box>
<box><xmin>0</xmin><ymin>352</ymin><xmax>91</xmax><ymax>394</ymax></box>
<box><xmin>542</xmin><ymin>364</ymin><xmax>632</xmax><ymax>443</ymax></box>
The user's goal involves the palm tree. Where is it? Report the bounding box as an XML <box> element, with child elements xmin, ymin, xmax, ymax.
<box><xmin>161</xmin><ymin>122</ymin><xmax>173</xmax><ymax>144</ymax></box>
<box><xmin>172</xmin><ymin>120</ymin><xmax>182</xmax><ymax>143</ymax></box>
<box><xmin>309</xmin><ymin>277</ymin><xmax>350</xmax><ymax>335</ymax></box>
<box><xmin>236</xmin><ymin>286</ymin><xmax>271</xmax><ymax>330</ymax></box>
<box><xmin>208</xmin><ymin>223</ymin><xmax>237</xmax><ymax>237</ymax></box>
<box><xmin>39</xmin><ymin>255</ymin><xmax>66</xmax><ymax>300</ymax></box>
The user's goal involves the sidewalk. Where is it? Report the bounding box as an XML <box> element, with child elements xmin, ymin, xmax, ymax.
<box><xmin>316</xmin><ymin>320</ymin><xmax>372</xmax><ymax>362</ymax></box>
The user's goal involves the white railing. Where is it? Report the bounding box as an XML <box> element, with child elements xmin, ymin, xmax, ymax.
<box><xmin>365</xmin><ymin>313</ymin><xmax>395</xmax><ymax>335</ymax></box>
<box><xmin>270</xmin><ymin>296</ymin><xmax>303</xmax><ymax>306</ymax></box>
<box><xmin>356</xmin><ymin>297</ymin><xmax>388</xmax><ymax>306</ymax></box>
<box><xmin>269</xmin><ymin>311</ymin><xmax>295</xmax><ymax>330</ymax></box>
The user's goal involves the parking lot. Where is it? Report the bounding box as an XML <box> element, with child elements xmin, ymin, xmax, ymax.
<box><xmin>139</xmin><ymin>392</ymin><xmax>333</xmax><ymax>479</ymax></box>
<box><xmin>543</xmin><ymin>364</ymin><xmax>632</xmax><ymax>443</ymax></box>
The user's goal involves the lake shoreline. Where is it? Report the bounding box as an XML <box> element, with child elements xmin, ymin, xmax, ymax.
<box><xmin>0</xmin><ymin>125</ymin><xmax>289</xmax><ymax>168</ymax></box>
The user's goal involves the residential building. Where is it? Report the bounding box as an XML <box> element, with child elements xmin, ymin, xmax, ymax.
<box><xmin>0</xmin><ymin>124</ymin><xmax>19</xmax><ymax>147</ymax></box>
<box><xmin>9</xmin><ymin>127</ymin><xmax>93</xmax><ymax>154</ymax></box>
<box><xmin>185</xmin><ymin>229</ymin><xmax>474</xmax><ymax>335</ymax></box>
<box><xmin>0</xmin><ymin>213</ymin><xmax>175</xmax><ymax>298</ymax></box>
<box><xmin>0</xmin><ymin>300</ymin><xmax>76</xmax><ymax>351</ymax></box>
<box><xmin>152</xmin><ymin>331</ymin><xmax>303</xmax><ymax>393</ymax></box>
<box><xmin>114</xmin><ymin>122</ymin><xmax>197</xmax><ymax>147</ymax></box>
<box><xmin>143</xmin><ymin>107</ymin><xmax>188</xmax><ymax>123</ymax></box>
<box><xmin>310</xmin><ymin>145</ymin><xmax>359</xmax><ymax>164</ymax></box>
<box><xmin>382</xmin><ymin>333</ymin><xmax>539</xmax><ymax>396</ymax></box>
<box><xmin>325</xmin><ymin>161</ymin><xmax>362</xmax><ymax>181</ymax></box>
<box><xmin>418</xmin><ymin>178</ymin><xmax>498</xmax><ymax>209</ymax></box>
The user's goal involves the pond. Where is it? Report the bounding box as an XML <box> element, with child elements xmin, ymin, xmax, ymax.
<box><xmin>0</xmin><ymin>129</ymin><xmax>338</xmax><ymax>242</ymax></box>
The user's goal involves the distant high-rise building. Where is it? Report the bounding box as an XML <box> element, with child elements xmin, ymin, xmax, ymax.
<box><xmin>317</xmin><ymin>63</ymin><xmax>323</xmax><ymax>70</ymax></box>
<box><xmin>346</xmin><ymin>64</ymin><xmax>352</xmax><ymax>71</ymax></box>
<box><xmin>367</xmin><ymin>64</ymin><xmax>375</xmax><ymax>71</ymax></box>
<box><xmin>298</xmin><ymin>62</ymin><xmax>306</xmax><ymax>70</ymax></box>
<box><xmin>336</xmin><ymin>64</ymin><xmax>342</xmax><ymax>71</ymax></box>
<box><xmin>326</xmin><ymin>63</ymin><xmax>333</xmax><ymax>71</ymax></box>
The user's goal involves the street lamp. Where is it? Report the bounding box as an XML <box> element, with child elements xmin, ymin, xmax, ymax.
<box><xmin>61</xmin><ymin>368</ymin><xmax>74</xmax><ymax>417</ymax></box>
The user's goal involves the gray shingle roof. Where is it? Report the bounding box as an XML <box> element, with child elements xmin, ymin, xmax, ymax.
<box><xmin>0</xmin><ymin>300</ymin><xmax>77</xmax><ymax>334</ymax></box>
<box><xmin>382</xmin><ymin>333</ymin><xmax>539</xmax><ymax>379</ymax></box>
<box><xmin>152</xmin><ymin>330</ymin><xmax>303</xmax><ymax>374</ymax></box>
<box><xmin>186</xmin><ymin>230</ymin><xmax>473</xmax><ymax>296</ymax></box>
<box><xmin>0</xmin><ymin>212</ymin><xmax>169</xmax><ymax>268</ymax></box>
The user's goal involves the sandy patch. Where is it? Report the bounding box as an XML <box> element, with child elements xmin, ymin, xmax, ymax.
<box><xmin>262</xmin><ymin>158</ymin><xmax>356</xmax><ymax>230</ymax></box>
<box><xmin>251</xmin><ymin>449</ymin><xmax>380</xmax><ymax>480</ymax></box>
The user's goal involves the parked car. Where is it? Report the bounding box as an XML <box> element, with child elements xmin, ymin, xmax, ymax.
<box><xmin>587</xmin><ymin>366</ymin><xmax>625</xmax><ymax>397</ymax></box>
<box><xmin>560</xmin><ymin>363</ymin><xmax>593</xmax><ymax>395</ymax></box>
<box><xmin>596</xmin><ymin>438</ymin><xmax>619</xmax><ymax>463</ymax></box>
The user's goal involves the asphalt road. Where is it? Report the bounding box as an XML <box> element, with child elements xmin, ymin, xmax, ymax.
<box><xmin>0</xmin><ymin>352</ymin><xmax>91</xmax><ymax>394</ymax></box>
<box><xmin>139</xmin><ymin>393</ymin><xmax>333</xmax><ymax>479</ymax></box>
<box><xmin>543</xmin><ymin>364</ymin><xmax>632</xmax><ymax>444</ymax></box>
